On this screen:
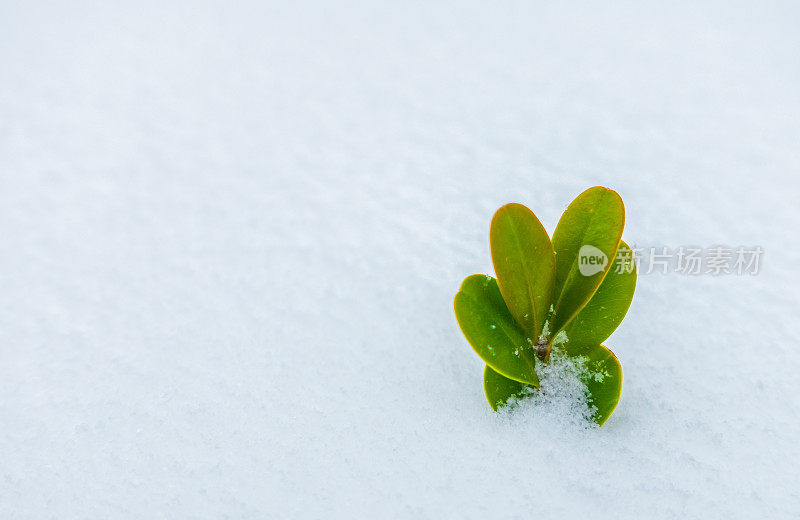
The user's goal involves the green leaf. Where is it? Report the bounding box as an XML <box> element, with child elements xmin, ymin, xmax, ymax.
<box><xmin>570</xmin><ymin>343</ymin><xmax>623</xmax><ymax>426</ymax></box>
<box><xmin>563</xmin><ymin>240</ymin><xmax>637</xmax><ymax>345</ymax></box>
<box><xmin>483</xmin><ymin>364</ymin><xmax>530</xmax><ymax>411</ymax></box>
<box><xmin>483</xmin><ymin>344</ymin><xmax>622</xmax><ymax>426</ymax></box>
<box><xmin>454</xmin><ymin>275</ymin><xmax>539</xmax><ymax>386</ymax></box>
<box><xmin>550</xmin><ymin>187</ymin><xmax>625</xmax><ymax>336</ymax></box>
<box><xmin>489</xmin><ymin>203</ymin><xmax>555</xmax><ymax>340</ymax></box>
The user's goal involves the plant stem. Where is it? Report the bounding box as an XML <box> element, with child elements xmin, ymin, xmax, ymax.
<box><xmin>535</xmin><ymin>339</ymin><xmax>550</xmax><ymax>362</ymax></box>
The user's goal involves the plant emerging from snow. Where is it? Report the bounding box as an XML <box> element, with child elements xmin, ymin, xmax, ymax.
<box><xmin>454</xmin><ymin>187</ymin><xmax>636</xmax><ymax>425</ymax></box>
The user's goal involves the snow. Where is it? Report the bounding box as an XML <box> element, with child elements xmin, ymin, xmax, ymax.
<box><xmin>504</xmin><ymin>353</ymin><xmax>596</xmax><ymax>427</ymax></box>
<box><xmin>2</xmin><ymin>1</ymin><xmax>799</xmax><ymax>517</ymax></box>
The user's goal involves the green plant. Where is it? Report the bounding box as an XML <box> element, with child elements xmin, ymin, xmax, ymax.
<box><xmin>454</xmin><ymin>186</ymin><xmax>636</xmax><ymax>425</ymax></box>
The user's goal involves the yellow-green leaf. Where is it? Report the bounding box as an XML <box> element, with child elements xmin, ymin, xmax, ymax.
<box><xmin>572</xmin><ymin>343</ymin><xmax>623</xmax><ymax>426</ymax></box>
<box><xmin>564</xmin><ymin>240</ymin><xmax>637</xmax><ymax>345</ymax></box>
<box><xmin>483</xmin><ymin>364</ymin><xmax>529</xmax><ymax>411</ymax></box>
<box><xmin>550</xmin><ymin>187</ymin><xmax>625</xmax><ymax>336</ymax></box>
<box><xmin>489</xmin><ymin>203</ymin><xmax>555</xmax><ymax>339</ymax></box>
<box><xmin>454</xmin><ymin>275</ymin><xmax>539</xmax><ymax>386</ymax></box>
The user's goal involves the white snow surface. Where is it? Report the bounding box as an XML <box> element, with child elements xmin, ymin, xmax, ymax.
<box><xmin>2</xmin><ymin>1</ymin><xmax>800</xmax><ymax>518</ymax></box>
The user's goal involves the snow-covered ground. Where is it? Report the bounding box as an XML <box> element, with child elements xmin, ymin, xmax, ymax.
<box><xmin>2</xmin><ymin>1</ymin><xmax>799</xmax><ymax>518</ymax></box>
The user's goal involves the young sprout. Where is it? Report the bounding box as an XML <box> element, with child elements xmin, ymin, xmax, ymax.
<box><xmin>454</xmin><ymin>187</ymin><xmax>636</xmax><ymax>426</ymax></box>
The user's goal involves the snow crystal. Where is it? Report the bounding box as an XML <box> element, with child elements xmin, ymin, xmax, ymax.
<box><xmin>502</xmin><ymin>354</ymin><xmax>596</xmax><ymax>430</ymax></box>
